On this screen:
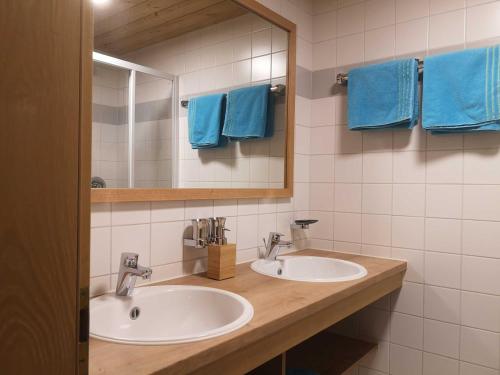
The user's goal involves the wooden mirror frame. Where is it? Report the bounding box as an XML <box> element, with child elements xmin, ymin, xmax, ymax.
<box><xmin>91</xmin><ymin>0</ymin><xmax>296</xmax><ymax>203</ymax></box>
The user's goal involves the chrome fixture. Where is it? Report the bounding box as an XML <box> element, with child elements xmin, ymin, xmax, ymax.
<box><xmin>116</xmin><ymin>252</ymin><xmax>152</xmax><ymax>296</ymax></box>
<box><xmin>336</xmin><ymin>59</ymin><xmax>424</xmax><ymax>85</ymax></box>
<box><xmin>184</xmin><ymin>217</ymin><xmax>230</xmax><ymax>248</ymax></box>
<box><xmin>262</xmin><ymin>232</ymin><xmax>292</xmax><ymax>261</ymax></box>
<box><xmin>91</xmin><ymin>176</ymin><xmax>106</xmax><ymax>188</ymax></box>
<box><xmin>180</xmin><ymin>84</ymin><xmax>286</xmax><ymax>108</ymax></box>
<box><xmin>291</xmin><ymin>219</ymin><xmax>318</xmax><ymax>230</ymax></box>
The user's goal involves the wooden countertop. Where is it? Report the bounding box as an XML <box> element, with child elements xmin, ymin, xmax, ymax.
<box><xmin>89</xmin><ymin>249</ymin><xmax>406</xmax><ymax>375</ymax></box>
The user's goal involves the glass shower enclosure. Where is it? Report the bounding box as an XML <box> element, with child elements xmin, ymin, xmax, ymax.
<box><xmin>91</xmin><ymin>52</ymin><xmax>178</xmax><ymax>189</ymax></box>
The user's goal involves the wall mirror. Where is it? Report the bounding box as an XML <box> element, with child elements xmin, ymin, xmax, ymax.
<box><xmin>90</xmin><ymin>0</ymin><xmax>296</xmax><ymax>202</ymax></box>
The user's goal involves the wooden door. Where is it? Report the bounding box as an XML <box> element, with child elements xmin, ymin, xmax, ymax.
<box><xmin>0</xmin><ymin>0</ymin><xmax>92</xmax><ymax>373</ymax></box>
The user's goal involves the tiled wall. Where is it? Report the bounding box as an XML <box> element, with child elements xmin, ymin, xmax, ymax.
<box><xmin>92</xmin><ymin>64</ymin><xmax>129</xmax><ymax>187</ymax></box>
<box><xmin>308</xmin><ymin>0</ymin><xmax>500</xmax><ymax>374</ymax></box>
<box><xmin>89</xmin><ymin>0</ymin><xmax>314</xmax><ymax>296</ymax></box>
<box><xmin>126</xmin><ymin>13</ymin><xmax>289</xmax><ymax>188</ymax></box>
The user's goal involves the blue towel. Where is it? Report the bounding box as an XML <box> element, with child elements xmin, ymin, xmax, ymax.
<box><xmin>188</xmin><ymin>93</ymin><xmax>227</xmax><ymax>149</ymax></box>
<box><xmin>423</xmin><ymin>45</ymin><xmax>500</xmax><ymax>133</ymax></box>
<box><xmin>348</xmin><ymin>59</ymin><xmax>419</xmax><ymax>130</ymax></box>
<box><xmin>222</xmin><ymin>84</ymin><xmax>274</xmax><ymax>139</ymax></box>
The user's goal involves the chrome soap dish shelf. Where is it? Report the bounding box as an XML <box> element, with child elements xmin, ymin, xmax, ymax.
<box><xmin>290</xmin><ymin>220</ymin><xmax>318</xmax><ymax>229</ymax></box>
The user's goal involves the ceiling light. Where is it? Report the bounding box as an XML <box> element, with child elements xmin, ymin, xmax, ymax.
<box><xmin>92</xmin><ymin>0</ymin><xmax>110</xmax><ymax>6</ymax></box>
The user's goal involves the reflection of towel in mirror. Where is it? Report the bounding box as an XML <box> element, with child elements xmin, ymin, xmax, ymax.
<box><xmin>222</xmin><ymin>84</ymin><xmax>274</xmax><ymax>139</ymax></box>
<box><xmin>188</xmin><ymin>93</ymin><xmax>227</xmax><ymax>149</ymax></box>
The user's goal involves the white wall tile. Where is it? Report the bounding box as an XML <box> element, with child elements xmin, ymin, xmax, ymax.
<box><xmin>391</xmin><ymin>281</ymin><xmax>424</xmax><ymax>315</ymax></box>
<box><xmin>429</xmin><ymin>9</ymin><xmax>465</xmax><ymax>49</ymax></box>
<box><xmin>362</xmin><ymin>184</ymin><xmax>392</xmax><ymax>215</ymax></box>
<box><xmin>463</xmin><ymin>185</ymin><xmax>500</xmax><ymax>221</ymax></box>
<box><xmin>393</xmin><ymin>184</ymin><xmax>426</xmax><ymax>216</ymax></box>
<box><xmin>150</xmin><ymin>221</ymin><xmax>184</xmax><ymax>266</ymax></box>
<box><xmin>396</xmin><ymin>18</ymin><xmax>429</xmax><ymax>55</ymax></box>
<box><xmin>335</xmin><ymin>154</ymin><xmax>363</xmax><ymax>182</ymax></box>
<box><xmin>460</xmin><ymin>326</ymin><xmax>500</xmax><ymax>369</ymax></box>
<box><xmin>464</xmin><ymin>150</ymin><xmax>500</xmax><ymax>184</ymax></box>
<box><xmin>337</xmin><ymin>3</ymin><xmax>365</xmax><ymax>36</ymax></box>
<box><xmin>365</xmin><ymin>0</ymin><xmax>396</xmax><ymax>30</ymax></box>
<box><xmin>363</xmin><ymin>152</ymin><xmax>393</xmax><ymax>183</ymax></box>
<box><xmin>461</xmin><ymin>291</ymin><xmax>500</xmax><ymax>332</ymax></box>
<box><xmin>313</xmin><ymin>10</ymin><xmax>337</xmax><ymax>42</ymax></box>
<box><xmin>362</xmin><ymin>214</ymin><xmax>392</xmax><ymax>246</ymax></box>
<box><xmin>396</xmin><ymin>0</ymin><xmax>430</xmax><ymax>22</ymax></box>
<box><xmin>423</xmin><ymin>352</ymin><xmax>459</xmax><ymax>375</ymax></box>
<box><xmin>151</xmin><ymin>201</ymin><xmax>184</xmax><ymax>222</ymax></box>
<box><xmin>426</xmin><ymin>150</ymin><xmax>463</xmax><ymax>184</ymax></box>
<box><xmin>462</xmin><ymin>256</ymin><xmax>500</xmax><ymax>295</ymax></box>
<box><xmin>111</xmin><ymin>202</ymin><xmax>150</xmax><ymax>225</ymax></box>
<box><xmin>337</xmin><ymin>32</ymin><xmax>365</xmax><ymax>66</ymax></box>
<box><xmin>431</xmin><ymin>0</ymin><xmax>465</xmax><ymax>14</ymax></box>
<box><xmin>425</xmin><ymin>218</ymin><xmax>462</xmax><ymax>253</ymax></box>
<box><xmin>111</xmin><ymin>224</ymin><xmax>150</xmax><ymax>273</ymax></box>
<box><xmin>90</xmin><ymin>227</ymin><xmax>111</xmax><ymax>277</ymax></box>
<box><xmin>91</xmin><ymin>203</ymin><xmax>111</xmax><ymax>228</ymax></box>
<box><xmin>392</xmin><ymin>216</ymin><xmax>425</xmax><ymax>249</ymax></box>
<box><xmin>391</xmin><ymin>312</ymin><xmax>424</xmax><ymax>349</ymax></box>
<box><xmin>425</xmin><ymin>252</ymin><xmax>461</xmax><ymax>288</ymax></box>
<box><xmin>460</xmin><ymin>362</ymin><xmax>498</xmax><ymax>375</ymax></box>
<box><xmin>425</xmin><ymin>184</ymin><xmax>463</xmax><ymax>219</ymax></box>
<box><xmin>424</xmin><ymin>285</ymin><xmax>461</xmax><ymax>323</ymax></box>
<box><xmin>390</xmin><ymin>344</ymin><xmax>423</xmax><ymax>375</ymax></box>
<box><xmin>466</xmin><ymin>1</ymin><xmax>500</xmax><ymax>42</ymax></box>
<box><xmin>424</xmin><ymin>319</ymin><xmax>460</xmax><ymax>358</ymax></box>
<box><xmin>334</xmin><ymin>212</ymin><xmax>362</xmax><ymax>242</ymax></box>
<box><xmin>313</xmin><ymin>39</ymin><xmax>337</xmax><ymax>70</ymax></box>
<box><xmin>462</xmin><ymin>220</ymin><xmax>500</xmax><ymax>258</ymax></box>
<box><xmin>365</xmin><ymin>26</ymin><xmax>396</xmax><ymax>61</ymax></box>
<box><xmin>335</xmin><ymin>183</ymin><xmax>362</xmax><ymax>212</ymax></box>
<box><xmin>310</xmin><ymin>183</ymin><xmax>335</xmax><ymax>211</ymax></box>
<box><xmin>393</xmin><ymin>151</ymin><xmax>426</xmax><ymax>183</ymax></box>
<box><xmin>310</xmin><ymin>126</ymin><xmax>335</xmax><ymax>154</ymax></box>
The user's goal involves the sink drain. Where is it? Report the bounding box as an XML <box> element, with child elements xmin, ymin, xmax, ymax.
<box><xmin>130</xmin><ymin>306</ymin><xmax>140</xmax><ymax>320</ymax></box>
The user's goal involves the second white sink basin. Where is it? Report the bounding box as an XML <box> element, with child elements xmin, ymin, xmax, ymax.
<box><xmin>251</xmin><ymin>256</ymin><xmax>367</xmax><ymax>282</ymax></box>
<box><xmin>90</xmin><ymin>285</ymin><xmax>253</xmax><ymax>345</ymax></box>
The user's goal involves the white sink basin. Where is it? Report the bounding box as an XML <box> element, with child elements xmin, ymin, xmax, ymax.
<box><xmin>251</xmin><ymin>256</ymin><xmax>367</xmax><ymax>282</ymax></box>
<box><xmin>90</xmin><ymin>285</ymin><xmax>253</xmax><ymax>345</ymax></box>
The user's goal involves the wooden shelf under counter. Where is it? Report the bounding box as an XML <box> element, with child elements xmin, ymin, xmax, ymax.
<box><xmin>90</xmin><ymin>249</ymin><xmax>406</xmax><ymax>375</ymax></box>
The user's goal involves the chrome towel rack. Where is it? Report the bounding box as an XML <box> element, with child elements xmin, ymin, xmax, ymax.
<box><xmin>336</xmin><ymin>59</ymin><xmax>424</xmax><ymax>85</ymax></box>
<box><xmin>180</xmin><ymin>84</ymin><xmax>286</xmax><ymax>108</ymax></box>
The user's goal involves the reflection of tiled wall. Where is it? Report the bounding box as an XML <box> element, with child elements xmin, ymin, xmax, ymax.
<box><xmin>308</xmin><ymin>1</ymin><xmax>500</xmax><ymax>374</ymax></box>
<box><xmin>126</xmin><ymin>13</ymin><xmax>289</xmax><ymax>188</ymax></box>
<box><xmin>92</xmin><ymin>65</ymin><xmax>129</xmax><ymax>188</ymax></box>
<box><xmin>90</xmin><ymin>0</ymin><xmax>313</xmax><ymax>298</ymax></box>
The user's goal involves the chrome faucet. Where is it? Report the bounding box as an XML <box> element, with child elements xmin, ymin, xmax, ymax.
<box><xmin>115</xmin><ymin>252</ymin><xmax>152</xmax><ymax>296</ymax></box>
<box><xmin>263</xmin><ymin>232</ymin><xmax>292</xmax><ymax>261</ymax></box>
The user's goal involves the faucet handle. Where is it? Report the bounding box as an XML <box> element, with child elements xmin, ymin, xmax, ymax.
<box><xmin>121</xmin><ymin>252</ymin><xmax>139</xmax><ymax>268</ymax></box>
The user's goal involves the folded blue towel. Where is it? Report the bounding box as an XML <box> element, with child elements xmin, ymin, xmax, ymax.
<box><xmin>222</xmin><ymin>84</ymin><xmax>274</xmax><ymax>139</ymax></box>
<box><xmin>188</xmin><ymin>93</ymin><xmax>226</xmax><ymax>149</ymax></box>
<box><xmin>423</xmin><ymin>45</ymin><xmax>500</xmax><ymax>133</ymax></box>
<box><xmin>348</xmin><ymin>59</ymin><xmax>419</xmax><ymax>130</ymax></box>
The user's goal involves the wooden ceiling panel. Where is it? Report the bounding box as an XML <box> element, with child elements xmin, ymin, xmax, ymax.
<box><xmin>94</xmin><ymin>0</ymin><xmax>248</xmax><ymax>56</ymax></box>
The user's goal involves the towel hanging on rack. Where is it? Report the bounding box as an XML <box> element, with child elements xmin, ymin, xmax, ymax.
<box><xmin>347</xmin><ymin>59</ymin><xmax>420</xmax><ymax>130</ymax></box>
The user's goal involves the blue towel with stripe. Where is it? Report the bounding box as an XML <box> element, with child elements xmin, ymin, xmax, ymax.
<box><xmin>348</xmin><ymin>59</ymin><xmax>419</xmax><ymax>130</ymax></box>
<box><xmin>222</xmin><ymin>84</ymin><xmax>274</xmax><ymax>139</ymax></box>
<box><xmin>188</xmin><ymin>93</ymin><xmax>227</xmax><ymax>149</ymax></box>
<box><xmin>423</xmin><ymin>45</ymin><xmax>500</xmax><ymax>133</ymax></box>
